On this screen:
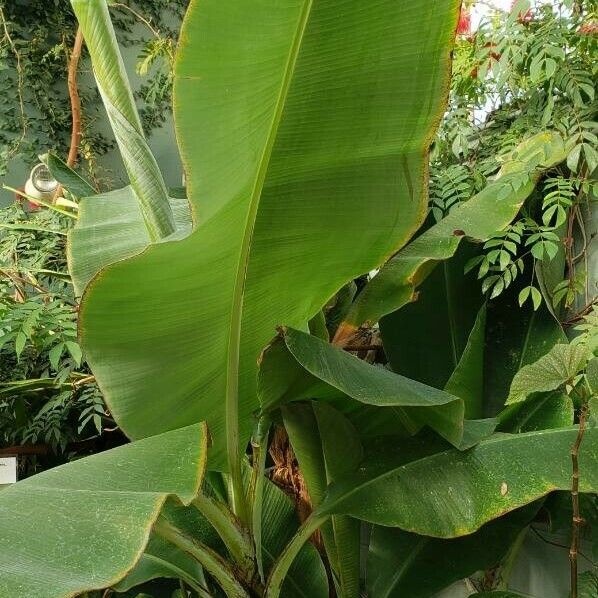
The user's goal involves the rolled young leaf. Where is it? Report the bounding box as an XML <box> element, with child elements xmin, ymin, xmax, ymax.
<box><xmin>0</xmin><ymin>423</ymin><xmax>208</xmax><ymax>598</ymax></box>
<box><xmin>71</xmin><ymin>0</ymin><xmax>175</xmax><ymax>240</ymax></box>
<box><xmin>76</xmin><ymin>0</ymin><xmax>462</xmax><ymax>477</ymax></box>
<box><xmin>334</xmin><ymin>131</ymin><xmax>567</xmax><ymax>344</ymax></box>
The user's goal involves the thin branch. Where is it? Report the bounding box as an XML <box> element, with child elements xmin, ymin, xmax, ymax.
<box><xmin>0</xmin><ymin>7</ymin><xmax>26</xmax><ymax>158</ymax></box>
<box><xmin>570</xmin><ymin>404</ymin><xmax>588</xmax><ymax>598</ymax></box>
<box><xmin>110</xmin><ymin>2</ymin><xmax>162</xmax><ymax>39</ymax></box>
<box><xmin>530</xmin><ymin>526</ymin><xmax>594</xmax><ymax>566</ymax></box>
<box><xmin>3</xmin><ymin>185</ymin><xmax>77</xmax><ymax>219</ymax></box>
<box><xmin>66</xmin><ymin>28</ymin><xmax>84</xmax><ymax>168</ymax></box>
<box><xmin>562</xmin><ymin>298</ymin><xmax>597</xmax><ymax>327</ymax></box>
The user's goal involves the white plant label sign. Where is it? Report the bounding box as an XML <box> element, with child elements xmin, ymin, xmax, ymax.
<box><xmin>0</xmin><ymin>457</ymin><xmax>17</xmax><ymax>485</ymax></box>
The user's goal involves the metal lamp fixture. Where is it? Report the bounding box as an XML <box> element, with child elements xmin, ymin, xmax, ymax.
<box><xmin>24</xmin><ymin>163</ymin><xmax>58</xmax><ymax>202</ymax></box>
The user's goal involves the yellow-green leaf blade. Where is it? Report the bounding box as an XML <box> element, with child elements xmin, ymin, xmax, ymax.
<box><xmin>0</xmin><ymin>423</ymin><xmax>208</xmax><ymax>598</ymax></box>
<box><xmin>77</xmin><ymin>0</ymin><xmax>461</xmax><ymax>471</ymax></box>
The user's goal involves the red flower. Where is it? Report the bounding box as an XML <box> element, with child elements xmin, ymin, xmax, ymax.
<box><xmin>457</xmin><ymin>6</ymin><xmax>471</xmax><ymax>35</ymax></box>
<box><xmin>511</xmin><ymin>1</ymin><xmax>533</xmax><ymax>24</ymax></box>
<box><xmin>579</xmin><ymin>21</ymin><xmax>598</xmax><ymax>36</ymax></box>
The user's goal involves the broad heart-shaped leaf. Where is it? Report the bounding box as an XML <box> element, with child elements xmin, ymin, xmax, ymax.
<box><xmin>77</xmin><ymin>0</ymin><xmax>461</xmax><ymax>470</ymax></box>
<box><xmin>506</xmin><ymin>342</ymin><xmax>589</xmax><ymax>404</ymax></box>
<box><xmin>283</xmin><ymin>402</ymin><xmax>362</xmax><ymax>597</ymax></box>
<box><xmin>334</xmin><ymin>131</ymin><xmax>566</xmax><ymax>343</ymax></box>
<box><xmin>366</xmin><ymin>504</ymin><xmax>539</xmax><ymax>598</ymax></box>
<box><xmin>315</xmin><ymin>426</ymin><xmax>598</xmax><ymax>538</ymax></box>
<box><xmin>0</xmin><ymin>423</ymin><xmax>208</xmax><ymax>598</ymax></box>
<box><xmin>265</xmin><ymin>327</ymin><xmax>494</xmax><ymax>449</ymax></box>
<box><xmin>68</xmin><ymin>187</ymin><xmax>191</xmax><ymax>296</ymax></box>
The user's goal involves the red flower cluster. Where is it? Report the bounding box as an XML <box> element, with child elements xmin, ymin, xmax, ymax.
<box><xmin>579</xmin><ymin>21</ymin><xmax>598</xmax><ymax>36</ymax></box>
<box><xmin>511</xmin><ymin>1</ymin><xmax>533</xmax><ymax>24</ymax></box>
<box><xmin>457</xmin><ymin>5</ymin><xmax>471</xmax><ymax>35</ymax></box>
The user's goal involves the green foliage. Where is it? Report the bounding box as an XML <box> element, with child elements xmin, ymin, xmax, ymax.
<box><xmin>0</xmin><ymin>202</ymin><xmax>106</xmax><ymax>454</ymax></box>
<box><xmin>1</xmin><ymin>2</ymin><xmax>596</xmax><ymax>598</ymax></box>
<box><xmin>432</xmin><ymin>0</ymin><xmax>597</xmax><ymax>313</ymax></box>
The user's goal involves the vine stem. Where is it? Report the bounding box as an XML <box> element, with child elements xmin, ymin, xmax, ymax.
<box><xmin>569</xmin><ymin>404</ymin><xmax>588</xmax><ymax>598</ymax></box>
<box><xmin>0</xmin><ymin>6</ymin><xmax>27</xmax><ymax>158</ymax></box>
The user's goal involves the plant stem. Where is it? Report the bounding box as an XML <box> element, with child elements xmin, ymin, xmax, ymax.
<box><xmin>3</xmin><ymin>185</ymin><xmax>77</xmax><ymax>219</ymax></box>
<box><xmin>264</xmin><ymin>512</ymin><xmax>327</xmax><ymax>598</ymax></box>
<box><xmin>249</xmin><ymin>415</ymin><xmax>271</xmax><ymax>581</ymax></box>
<box><xmin>569</xmin><ymin>405</ymin><xmax>588</xmax><ymax>598</ymax></box>
<box><xmin>154</xmin><ymin>517</ymin><xmax>250</xmax><ymax>598</ymax></box>
<box><xmin>192</xmin><ymin>493</ymin><xmax>255</xmax><ymax>574</ymax></box>
<box><xmin>66</xmin><ymin>28</ymin><xmax>83</xmax><ymax>168</ymax></box>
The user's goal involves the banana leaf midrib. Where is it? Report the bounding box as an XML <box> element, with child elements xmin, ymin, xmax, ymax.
<box><xmin>219</xmin><ymin>0</ymin><xmax>315</xmax><ymax>502</ymax></box>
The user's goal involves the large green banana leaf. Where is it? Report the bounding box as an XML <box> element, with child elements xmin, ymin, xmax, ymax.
<box><xmin>484</xmin><ymin>298</ymin><xmax>566</xmax><ymax>416</ymax></box>
<box><xmin>68</xmin><ymin>187</ymin><xmax>191</xmax><ymax>296</ymax></box>
<box><xmin>379</xmin><ymin>245</ymin><xmax>485</xmax><ymax>415</ymax></box>
<box><xmin>75</xmin><ymin>0</ymin><xmax>461</xmax><ymax>473</ymax></box>
<box><xmin>381</xmin><ymin>269</ymin><xmax>566</xmax><ymax>419</ymax></box>
<box><xmin>0</xmin><ymin>423</ymin><xmax>208</xmax><ymax>598</ymax></box>
<box><xmin>333</xmin><ymin>132</ymin><xmax>566</xmax><ymax>344</ymax></box>
<box><xmin>315</xmin><ymin>426</ymin><xmax>597</xmax><ymax>537</ymax></box>
<box><xmin>261</xmin><ymin>328</ymin><xmax>495</xmax><ymax>449</ymax></box>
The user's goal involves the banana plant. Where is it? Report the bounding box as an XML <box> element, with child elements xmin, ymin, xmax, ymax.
<box><xmin>0</xmin><ymin>2</ymin><xmax>596</xmax><ymax>598</ymax></box>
